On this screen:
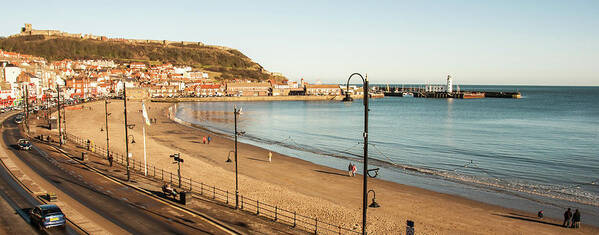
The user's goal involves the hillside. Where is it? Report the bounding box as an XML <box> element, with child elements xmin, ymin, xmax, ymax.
<box><xmin>0</xmin><ymin>35</ymin><xmax>283</xmax><ymax>81</ymax></box>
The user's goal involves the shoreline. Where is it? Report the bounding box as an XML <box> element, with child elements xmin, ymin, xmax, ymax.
<box><xmin>55</xmin><ymin>100</ymin><xmax>598</xmax><ymax>234</ymax></box>
<box><xmin>170</xmin><ymin>102</ymin><xmax>599</xmax><ymax>224</ymax></box>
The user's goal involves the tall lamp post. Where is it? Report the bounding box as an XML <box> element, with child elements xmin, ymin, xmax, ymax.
<box><xmin>123</xmin><ymin>80</ymin><xmax>134</xmax><ymax>181</ymax></box>
<box><xmin>104</xmin><ymin>98</ymin><xmax>111</xmax><ymax>162</ymax></box>
<box><xmin>343</xmin><ymin>73</ymin><xmax>371</xmax><ymax>235</ymax></box>
<box><xmin>57</xmin><ymin>84</ymin><xmax>62</xmax><ymax>146</ymax></box>
<box><xmin>23</xmin><ymin>84</ymin><xmax>30</xmax><ymax>134</ymax></box>
<box><xmin>233</xmin><ymin>105</ymin><xmax>245</xmax><ymax>209</ymax></box>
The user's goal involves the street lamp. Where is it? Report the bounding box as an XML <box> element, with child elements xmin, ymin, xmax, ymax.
<box><xmin>123</xmin><ymin>79</ymin><xmax>132</xmax><ymax>181</ymax></box>
<box><xmin>233</xmin><ymin>105</ymin><xmax>245</xmax><ymax>209</ymax></box>
<box><xmin>128</xmin><ymin>134</ymin><xmax>136</xmax><ymax>144</ymax></box>
<box><xmin>56</xmin><ymin>84</ymin><xmax>63</xmax><ymax>146</ymax></box>
<box><xmin>225</xmin><ymin>150</ymin><xmax>234</xmax><ymax>163</ymax></box>
<box><xmin>170</xmin><ymin>153</ymin><xmax>184</xmax><ymax>188</ymax></box>
<box><xmin>367</xmin><ymin>189</ymin><xmax>380</xmax><ymax>208</ymax></box>
<box><xmin>342</xmin><ymin>72</ymin><xmax>375</xmax><ymax>235</ymax></box>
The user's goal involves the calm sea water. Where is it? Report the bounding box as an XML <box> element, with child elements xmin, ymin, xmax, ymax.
<box><xmin>175</xmin><ymin>86</ymin><xmax>599</xmax><ymax>225</ymax></box>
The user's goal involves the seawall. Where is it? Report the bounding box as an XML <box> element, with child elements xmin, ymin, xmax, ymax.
<box><xmin>152</xmin><ymin>95</ymin><xmax>346</xmax><ymax>102</ymax></box>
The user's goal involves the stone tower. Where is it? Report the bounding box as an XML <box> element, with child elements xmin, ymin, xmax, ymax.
<box><xmin>21</xmin><ymin>24</ymin><xmax>32</xmax><ymax>33</ymax></box>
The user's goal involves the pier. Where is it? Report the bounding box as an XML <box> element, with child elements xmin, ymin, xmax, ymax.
<box><xmin>376</xmin><ymin>85</ymin><xmax>521</xmax><ymax>99</ymax></box>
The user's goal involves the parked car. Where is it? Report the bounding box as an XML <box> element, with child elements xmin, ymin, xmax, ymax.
<box><xmin>17</xmin><ymin>139</ymin><xmax>32</xmax><ymax>150</ymax></box>
<box><xmin>15</xmin><ymin>115</ymin><xmax>24</xmax><ymax>124</ymax></box>
<box><xmin>30</xmin><ymin>204</ymin><xmax>66</xmax><ymax>230</ymax></box>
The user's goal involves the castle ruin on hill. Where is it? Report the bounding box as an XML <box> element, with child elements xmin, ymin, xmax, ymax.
<box><xmin>12</xmin><ymin>23</ymin><xmax>230</xmax><ymax>50</ymax></box>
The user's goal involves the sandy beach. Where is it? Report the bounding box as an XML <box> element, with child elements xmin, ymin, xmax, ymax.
<box><xmin>41</xmin><ymin>100</ymin><xmax>597</xmax><ymax>234</ymax></box>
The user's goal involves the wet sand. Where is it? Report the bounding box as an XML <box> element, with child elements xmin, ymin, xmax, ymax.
<box><xmin>45</xmin><ymin>100</ymin><xmax>598</xmax><ymax>234</ymax></box>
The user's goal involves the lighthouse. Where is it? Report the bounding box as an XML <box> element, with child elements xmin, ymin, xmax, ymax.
<box><xmin>446</xmin><ymin>75</ymin><xmax>453</xmax><ymax>93</ymax></box>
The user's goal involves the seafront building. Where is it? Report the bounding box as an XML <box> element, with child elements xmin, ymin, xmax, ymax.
<box><xmin>1</xmin><ymin>48</ymin><xmax>359</xmax><ymax>107</ymax></box>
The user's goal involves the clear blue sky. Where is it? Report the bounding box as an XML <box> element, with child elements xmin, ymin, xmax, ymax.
<box><xmin>1</xmin><ymin>0</ymin><xmax>598</xmax><ymax>85</ymax></box>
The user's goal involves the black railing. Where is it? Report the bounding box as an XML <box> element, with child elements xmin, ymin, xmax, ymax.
<box><xmin>63</xmin><ymin>133</ymin><xmax>360</xmax><ymax>234</ymax></box>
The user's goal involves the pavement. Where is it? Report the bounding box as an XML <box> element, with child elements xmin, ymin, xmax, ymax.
<box><xmin>1</xmin><ymin>112</ymin><xmax>239</xmax><ymax>234</ymax></box>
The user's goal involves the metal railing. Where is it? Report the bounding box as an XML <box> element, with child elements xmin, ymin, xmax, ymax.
<box><xmin>63</xmin><ymin>133</ymin><xmax>360</xmax><ymax>234</ymax></box>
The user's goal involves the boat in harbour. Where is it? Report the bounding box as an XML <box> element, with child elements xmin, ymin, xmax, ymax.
<box><xmin>402</xmin><ymin>92</ymin><xmax>414</xmax><ymax>97</ymax></box>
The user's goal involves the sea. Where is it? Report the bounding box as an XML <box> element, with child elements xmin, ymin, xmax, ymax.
<box><xmin>174</xmin><ymin>85</ymin><xmax>599</xmax><ymax>226</ymax></box>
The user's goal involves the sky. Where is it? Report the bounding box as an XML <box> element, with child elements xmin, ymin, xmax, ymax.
<box><xmin>1</xmin><ymin>0</ymin><xmax>598</xmax><ymax>85</ymax></box>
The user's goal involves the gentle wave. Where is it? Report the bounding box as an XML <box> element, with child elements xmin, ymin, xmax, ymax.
<box><xmin>172</xmin><ymin>104</ymin><xmax>599</xmax><ymax>207</ymax></box>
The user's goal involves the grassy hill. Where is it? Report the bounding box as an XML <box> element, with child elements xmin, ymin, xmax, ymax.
<box><xmin>0</xmin><ymin>35</ymin><xmax>283</xmax><ymax>81</ymax></box>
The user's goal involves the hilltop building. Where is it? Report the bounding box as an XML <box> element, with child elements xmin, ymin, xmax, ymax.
<box><xmin>12</xmin><ymin>23</ymin><xmax>210</xmax><ymax>47</ymax></box>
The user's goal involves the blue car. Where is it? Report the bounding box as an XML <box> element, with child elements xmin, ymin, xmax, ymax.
<box><xmin>30</xmin><ymin>204</ymin><xmax>66</xmax><ymax>230</ymax></box>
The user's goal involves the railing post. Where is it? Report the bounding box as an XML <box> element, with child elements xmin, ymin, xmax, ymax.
<box><xmin>293</xmin><ymin>211</ymin><xmax>296</xmax><ymax>227</ymax></box>
<box><xmin>315</xmin><ymin>217</ymin><xmax>318</xmax><ymax>234</ymax></box>
<box><xmin>200</xmin><ymin>182</ymin><xmax>203</xmax><ymax>195</ymax></box>
<box><xmin>213</xmin><ymin>186</ymin><xmax>216</xmax><ymax>199</ymax></box>
<box><xmin>161</xmin><ymin>168</ymin><xmax>164</xmax><ymax>180</ymax></box>
<box><xmin>241</xmin><ymin>195</ymin><xmax>244</xmax><ymax>209</ymax></box>
<box><xmin>257</xmin><ymin>200</ymin><xmax>260</xmax><ymax>215</ymax></box>
<box><xmin>338</xmin><ymin>224</ymin><xmax>342</xmax><ymax>235</ymax></box>
<box><xmin>189</xmin><ymin>178</ymin><xmax>192</xmax><ymax>191</ymax></box>
<box><xmin>226</xmin><ymin>190</ymin><xmax>229</xmax><ymax>204</ymax></box>
<box><xmin>275</xmin><ymin>206</ymin><xmax>278</xmax><ymax>221</ymax></box>
<box><xmin>153</xmin><ymin>165</ymin><xmax>155</xmax><ymax>177</ymax></box>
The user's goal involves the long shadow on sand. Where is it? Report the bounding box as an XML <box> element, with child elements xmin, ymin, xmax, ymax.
<box><xmin>313</xmin><ymin>169</ymin><xmax>347</xmax><ymax>177</ymax></box>
<box><xmin>493</xmin><ymin>213</ymin><xmax>563</xmax><ymax>228</ymax></box>
<box><xmin>246</xmin><ymin>157</ymin><xmax>269</xmax><ymax>162</ymax></box>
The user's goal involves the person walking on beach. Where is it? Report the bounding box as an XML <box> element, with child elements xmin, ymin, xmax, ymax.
<box><xmin>348</xmin><ymin>163</ymin><xmax>353</xmax><ymax>177</ymax></box>
<box><xmin>268</xmin><ymin>151</ymin><xmax>272</xmax><ymax>163</ymax></box>
<box><xmin>202</xmin><ymin>136</ymin><xmax>207</xmax><ymax>144</ymax></box>
<box><xmin>572</xmin><ymin>209</ymin><xmax>581</xmax><ymax>228</ymax></box>
<box><xmin>563</xmin><ymin>208</ymin><xmax>573</xmax><ymax>227</ymax></box>
<box><xmin>537</xmin><ymin>210</ymin><xmax>544</xmax><ymax>219</ymax></box>
<box><xmin>207</xmin><ymin>136</ymin><xmax>212</xmax><ymax>144</ymax></box>
<box><xmin>351</xmin><ymin>164</ymin><xmax>357</xmax><ymax>177</ymax></box>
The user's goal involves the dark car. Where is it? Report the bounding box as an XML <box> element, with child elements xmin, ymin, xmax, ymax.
<box><xmin>15</xmin><ymin>115</ymin><xmax>23</xmax><ymax>124</ymax></box>
<box><xmin>30</xmin><ymin>204</ymin><xmax>66</xmax><ymax>230</ymax></box>
<box><xmin>17</xmin><ymin>139</ymin><xmax>32</xmax><ymax>150</ymax></box>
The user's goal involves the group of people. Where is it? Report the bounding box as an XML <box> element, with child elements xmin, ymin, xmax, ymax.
<box><xmin>563</xmin><ymin>208</ymin><xmax>581</xmax><ymax>228</ymax></box>
<box><xmin>202</xmin><ymin>135</ymin><xmax>212</xmax><ymax>144</ymax></box>
<box><xmin>347</xmin><ymin>163</ymin><xmax>357</xmax><ymax>177</ymax></box>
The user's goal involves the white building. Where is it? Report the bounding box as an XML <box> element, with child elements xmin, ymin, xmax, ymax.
<box><xmin>3</xmin><ymin>65</ymin><xmax>21</xmax><ymax>84</ymax></box>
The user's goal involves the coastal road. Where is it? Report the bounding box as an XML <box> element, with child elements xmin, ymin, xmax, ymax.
<box><xmin>2</xmin><ymin>114</ymin><xmax>233</xmax><ymax>234</ymax></box>
<box><xmin>0</xmin><ymin>112</ymin><xmax>78</xmax><ymax>234</ymax></box>
<box><xmin>0</xmin><ymin>153</ymin><xmax>70</xmax><ymax>235</ymax></box>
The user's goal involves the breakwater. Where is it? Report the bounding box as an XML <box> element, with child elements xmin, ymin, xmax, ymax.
<box><xmin>151</xmin><ymin>95</ymin><xmax>345</xmax><ymax>103</ymax></box>
<box><xmin>378</xmin><ymin>85</ymin><xmax>521</xmax><ymax>99</ymax></box>
<box><xmin>150</xmin><ymin>94</ymin><xmax>387</xmax><ymax>103</ymax></box>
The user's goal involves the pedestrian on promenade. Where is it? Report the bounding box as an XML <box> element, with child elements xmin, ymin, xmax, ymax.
<box><xmin>202</xmin><ymin>136</ymin><xmax>207</xmax><ymax>144</ymax></box>
<box><xmin>563</xmin><ymin>208</ymin><xmax>572</xmax><ymax>228</ymax></box>
<box><xmin>348</xmin><ymin>163</ymin><xmax>353</xmax><ymax>177</ymax></box>
<box><xmin>108</xmin><ymin>153</ymin><xmax>113</xmax><ymax>167</ymax></box>
<box><xmin>268</xmin><ymin>151</ymin><xmax>272</xmax><ymax>163</ymax></box>
<box><xmin>537</xmin><ymin>210</ymin><xmax>544</xmax><ymax>219</ymax></box>
<box><xmin>207</xmin><ymin>136</ymin><xmax>212</xmax><ymax>144</ymax></box>
<box><xmin>352</xmin><ymin>164</ymin><xmax>357</xmax><ymax>177</ymax></box>
<box><xmin>572</xmin><ymin>209</ymin><xmax>581</xmax><ymax>228</ymax></box>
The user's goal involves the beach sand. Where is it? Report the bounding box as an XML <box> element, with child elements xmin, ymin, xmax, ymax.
<box><xmin>45</xmin><ymin>100</ymin><xmax>597</xmax><ymax>234</ymax></box>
